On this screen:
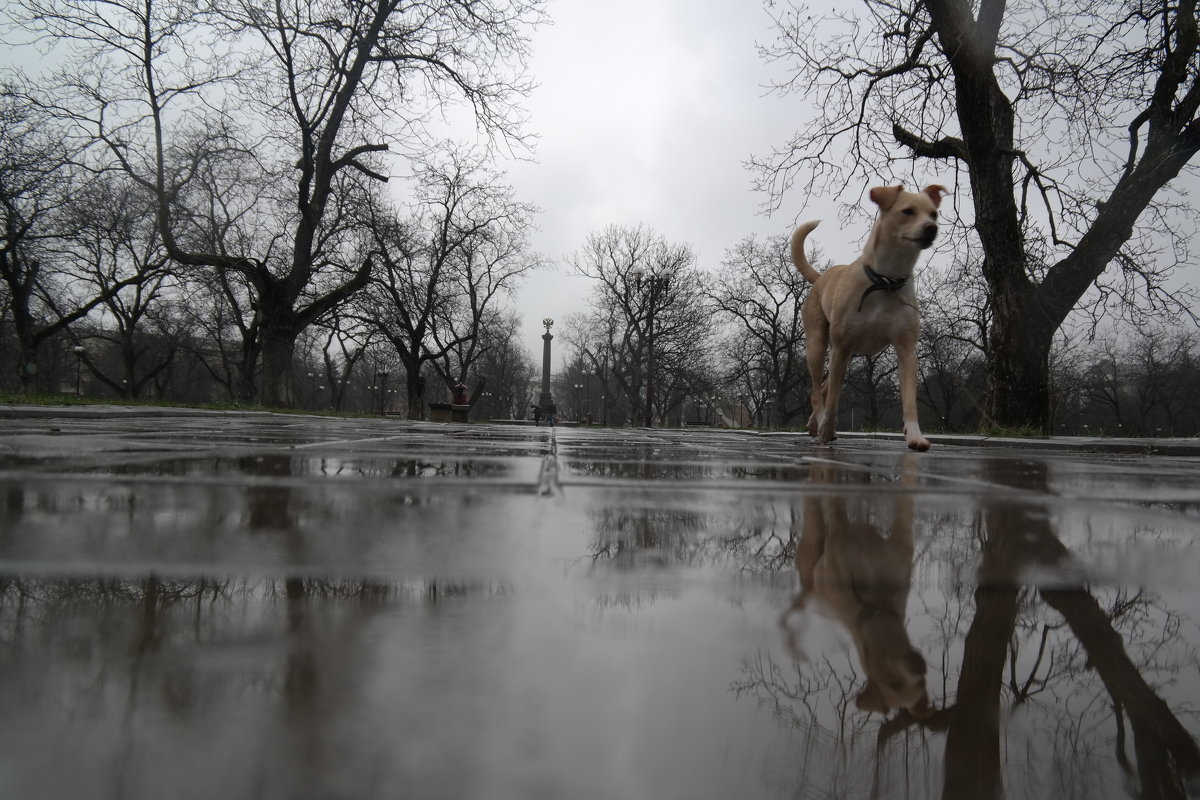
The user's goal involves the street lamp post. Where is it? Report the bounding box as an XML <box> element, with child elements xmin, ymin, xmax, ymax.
<box><xmin>583</xmin><ymin>368</ymin><xmax>593</xmax><ymax>422</ymax></box>
<box><xmin>631</xmin><ymin>268</ymin><xmax>669</xmax><ymax>427</ymax></box>
<box><xmin>72</xmin><ymin>345</ymin><xmax>85</xmax><ymax>396</ymax></box>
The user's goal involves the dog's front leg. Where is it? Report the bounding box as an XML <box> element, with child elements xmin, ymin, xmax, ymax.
<box><xmin>818</xmin><ymin>345</ymin><xmax>850</xmax><ymax>444</ymax></box>
<box><xmin>896</xmin><ymin>343</ymin><xmax>930</xmax><ymax>451</ymax></box>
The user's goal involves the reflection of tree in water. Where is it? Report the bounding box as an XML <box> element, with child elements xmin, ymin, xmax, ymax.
<box><xmin>586</xmin><ymin>493</ymin><xmax>804</xmax><ymax>576</ymax></box>
<box><xmin>733</xmin><ymin>649</ymin><xmax>864</xmax><ymax>739</ymax></box>
<box><xmin>936</xmin><ymin>470</ymin><xmax>1200</xmax><ymax>800</ymax></box>
<box><xmin>587</xmin><ymin>505</ymin><xmax>716</xmax><ymax>569</ymax></box>
<box><xmin>0</xmin><ymin>574</ymin><xmax>499</xmax><ymax>710</ymax></box>
<box><xmin>732</xmin><ymin>648</ymin><xmax>910</xmax><ymax>798</ymax></box>
<box><xmin>728</xmin><ymin>462</ymin><xmax>1200</xmax><ymax>799</ymax></box>
<box><xmin>0</xmin><ymin>573</ymin><xmax>509</xmax><ymax>796</ymax></box>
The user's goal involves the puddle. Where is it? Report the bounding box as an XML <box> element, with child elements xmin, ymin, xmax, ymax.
<box><xmin>0</xmin><ymin>418</ymin><xmax>1197</xmax><ymax>798</ymax></box>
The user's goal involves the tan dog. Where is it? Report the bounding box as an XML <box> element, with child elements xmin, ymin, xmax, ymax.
<box><xmin>780</xmin><ymin>457</ymin><xmax>932</xmax><ymax>718</ymax></box>
<box><xmin>791</xmin><ymin>184</ymin><xmax>947</xmax><ymax>450</ymax></box>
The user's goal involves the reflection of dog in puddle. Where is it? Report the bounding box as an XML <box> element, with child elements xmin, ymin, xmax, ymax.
<box><xmin>780</xmin><ymin>456</ymin><xmax>932</xmax><ymax>718</ymax></box>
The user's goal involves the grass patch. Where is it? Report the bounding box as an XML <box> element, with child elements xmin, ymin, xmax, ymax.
<box><xmin>1</xmin><ymin>392</ymin><xmax>98</xmax><ymax>407</ymax></box>
<box><xmin>979</xmin><ymin>423</ymin><xmax>1047</xmax><ymax>438</ymax></box>
<box><xmin>0</xmin><ymin>392</ymin><xmax>360</xmax><ymax>418</ymax></box>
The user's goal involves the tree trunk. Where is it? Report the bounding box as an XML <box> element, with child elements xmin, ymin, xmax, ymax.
<box><xmin>942</xmin><ymin>502</ymin><xmax>1022</xmax><ymax>800</ymax></box>
<box><xmin>260</xmin><ymin>323</ymin><xmax>298</xmax><ymax>409</ymax></box>
<box><xmin>984</xmin><ymin>304</ymin><xmax>1055</xmax><ymax>432</ymax></box>
<box><xmin>17</xmin><ymin>343</ymin><xmax>38</xmax><ymax>394</ymax></box>
<box><xmin>405</xmin><ymin>370</ymin><xmax>426</xmax><ymax>420</ymax></box>
<box><xmin>11</xmin><ymin>298</ymin><xmax>39</xmax><ymax>393</ymax></box>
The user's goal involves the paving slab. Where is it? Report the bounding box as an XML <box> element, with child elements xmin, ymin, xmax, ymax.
<box><xmin>1</xmin><ymin>409</ymin><xmax>1198</xmax><ymax>799</ymax></box>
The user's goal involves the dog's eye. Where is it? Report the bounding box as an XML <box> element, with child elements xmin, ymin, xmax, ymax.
<box><xmin>902</xmin><ymin>208</ymin><xmax>915</xmax><ymax>215</ymax></box>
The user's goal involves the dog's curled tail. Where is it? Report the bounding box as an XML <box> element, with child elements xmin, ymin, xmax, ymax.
<box><xmin>790</xmin><ymin>221</ymin><xmax>822</xmax><ymax>284</ymax></box>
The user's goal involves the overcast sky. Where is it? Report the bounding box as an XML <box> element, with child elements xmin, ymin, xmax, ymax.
<box><xmin>499</xmin><ymin>0</ymin><xmax>830</xmax><ymax>367</ymax></box>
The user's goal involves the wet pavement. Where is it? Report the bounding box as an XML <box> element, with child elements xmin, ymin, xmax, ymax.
<box><xmin>1</xmin><ymin>408</ymin><xmax>1199</xmax><ymax>800</ymax></box>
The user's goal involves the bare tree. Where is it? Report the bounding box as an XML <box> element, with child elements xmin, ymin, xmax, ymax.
<box><xmin>173</xmin><ymin>266</ymin><xmax>258</xmax><ymax>402</ymax></box>
<box><xmin>13</xmin><ymin>0</ymin><xmax>544</xmax><ymax>407</ymax></box>
<box><xmin>308</xmin><ymin>307</ymin><xmax>375</xmax><ymax>412</ymax></box>
<box><xmin>755</xmin><ymin>0</ymin><xmax>1200</xmax><ymax>432</ymax></box>
<box><xmin>58</xmin><ymin>173</ymin><xmax>180</xmax><ymax>399</ymax></box>
<box><xmin>0</xmin><ymin>86</ymin><xmax>142</xmax><ymax>392</ymax></box>
<box><xmin>1078</xmin><ymin>325</ymin><xmax>1200</xmax><ymax>436</ymax></box>
<box><xmin>423</xmin><ymin>155</ymin><xmax>545</xmax><ymax>398</ymax></box>
<box><xmin>354</xmin><ymin>151</ymin><xmax>541</xmax><ymax>418</ymax></box>
<box><xmin>916</xmin><ymin>265</ymin><xmax>989</xmax><ymax>431</ymax></box>
<box><xmin>470</xmin><ymin>310</ymin><xmax>537</xmax><ymax>420</ymax></box>
<box><xmin>559</xmin><ymin>311</ymin><xmax>628</xmax><ymax>425</ymax></box>
<box><xmin>1125</xmin><ymin>326</ymin><xmax>1200</xmax><ymax>435</ymax></box>
<box><xmin>707</xmin><ymin>234</ymin><xmax>811</xmax><ymax>427</ymax></box>
<box><xmin>570</xmin><ymin>224</ymin><xmax>714</xmax><ymax>427</ymax></box>
<box><xmin>842</xmin><ymin>351</ymin><xmax>899</xmax><ymax>430</ymax></box>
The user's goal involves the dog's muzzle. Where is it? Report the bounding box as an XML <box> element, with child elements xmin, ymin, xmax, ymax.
<box><xmin>915</xmin><ymin>225</ymin><xmax>938</xmax><ymax>249</ymax></box>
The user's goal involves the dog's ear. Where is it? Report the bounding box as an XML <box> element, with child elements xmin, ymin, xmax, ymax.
<box><xmin>923</xmin><ymin>184</ymin><xmax>949</xmax><ymax>207</ymax></box>
<box><xmin>869</xmin><ymin>185</ymin><xmax>904</xmax><ymax>211</ymax></box>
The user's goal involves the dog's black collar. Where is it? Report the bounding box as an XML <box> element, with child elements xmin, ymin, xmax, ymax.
<box><xmin>858</xmin><ymin>263</ymin><xmax>908</xmax><ymax>311</ymax></box>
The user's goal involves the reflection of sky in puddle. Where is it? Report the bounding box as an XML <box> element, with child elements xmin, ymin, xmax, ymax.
<box><xmin>2</xmin><ymin>420</ymin><xmax>1199</xmax><ymax>798</ymax></box>
<box><xmin>74</xmin><ymin>454</ymin><xmax>527</xmax><ymax>480</ymax></box>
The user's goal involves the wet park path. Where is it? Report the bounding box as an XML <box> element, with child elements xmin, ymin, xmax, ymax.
<box><xmin>1</xmin><ymin>408</ymin><xmax>1198</xmax><ymax>799</ymax></box>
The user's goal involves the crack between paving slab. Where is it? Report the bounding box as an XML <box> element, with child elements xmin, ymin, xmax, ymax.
<box><xmin>537</xmin><ymin>428</ymin><xmax>559</xmax><ymax>496</ymax></box>
<box><xmin>803</xmin><ymin>454</ymin><xmax>1038</xmax><ymax>496</ymax></box>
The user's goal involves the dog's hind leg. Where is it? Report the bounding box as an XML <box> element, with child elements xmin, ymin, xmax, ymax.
<box><xmin>804</xmin><ymin>302</ymin><xmax>829</xmax><ymax>438</ymax></box>
<box><xmin>818</xmin><ymin>345</ymin><xmax>850</xmax><ymax>444</ymax></box>
<box><xmin>806</xmin><ymin>366</ymin><xmax>825</xmax><ymax>438</ymax></box>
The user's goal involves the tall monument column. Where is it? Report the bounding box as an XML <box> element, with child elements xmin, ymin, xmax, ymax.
<box><xmin>539</xmin><ymin>317</ymin><xmax>554</xmax><ymax>410</ymax></box>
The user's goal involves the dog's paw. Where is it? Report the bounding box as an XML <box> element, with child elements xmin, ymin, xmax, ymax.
<box><xmin>905</xmin><ymin>424</ymin><xmax>930</xmax><ymax>451</ymax></box>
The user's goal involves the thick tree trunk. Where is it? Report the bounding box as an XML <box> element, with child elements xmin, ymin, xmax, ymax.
<box><xmin>984</xmin><ymin>290</ymin><xmax>1057</xmax><ymax>432</ymax></box>
<box><xmin>405</xmin><ymin>371</ymin><xmax>426</xmax><ymax>420</ymax></box>
<box><xmin>942</xmin><ymin>500</ymin><xmax>1023</xmax><ymax>800</ymax></box>
<box><xmin>17</xmin><ymin>343</ymin><xmax>38</xmax><ymax>394</ymax></box>
<box><xmin>260</xmin><ymin>322</ymin><xmax>298</xmax><ymax>409</ymax></box>
<box><xmin>12</xmin><ymin>301</ymin><xmax>39</xmax><ymax>393</ymax></box>
<box><xmin>233</xmin><ymin>338</ymin><xmax>259</xmax><ymax>404</ymax></box>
